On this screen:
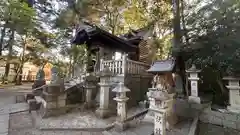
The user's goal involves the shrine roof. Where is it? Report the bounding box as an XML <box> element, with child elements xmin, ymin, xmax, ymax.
<box><xmin>147</xmin><ymin>59</ymin><xmax>176</xmax><ymax>73</ymax></box>
<box><xmin>71</xmin><ymin>22</ymin><xmax>138</xmax><ymax>52</ymax></box>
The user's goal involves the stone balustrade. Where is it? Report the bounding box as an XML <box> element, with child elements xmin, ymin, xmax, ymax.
<box><xmin>100</xmin><ymin>55</ymin><xmax>149</xmax><ymax>75</ymax></box>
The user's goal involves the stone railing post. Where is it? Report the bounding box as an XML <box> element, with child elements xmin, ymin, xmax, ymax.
<box><xmin>100</xmin><ymin>58</ymin><xmax>104</xmax><ymax>71</ymax></box>
<box><xmin>223</xmin><ymin>76</ymin><xmax>240</xmax><ymax>113</ymax></box>
<box><xmin>96</xmin><ymin>67</ymin><xmax>113</xmax><ymax>118</ymax></box>
<box><xmin>84</xmin><ymin>74</ymin><xmax>97</xmax><ymax>109</ymax></box>
<box><xmin>186</xmin><ymin>64</ymin><xmax>201</xmax><ymax>104</ymax></box>
<box><xmin>112</xmin><ymin>82</ymin><xmax>130</xmax><ymax>131</ymax></box>
<box><xmin>149</xmin><ymin>90</ymin><xmax>170</xmax><ymax>135</ymax></box>
<box><xmin>122</xmin><ymin>54</ymin><xmax>127</xmax><ymax>75</ymax></box>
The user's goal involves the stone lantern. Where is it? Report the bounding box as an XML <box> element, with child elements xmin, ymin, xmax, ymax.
<box><xmin>186</xmin><ymin>64</ymin><xmax>201</xmax><ymax>104</ymax></box>
<box><xmin>223</xmin><ymin>76</ymin><xmax>240</xmax><ymax>113</ymax></box>
<box><xmin>112</xmin><ymin>82</ymin><xmax>130</xmax><ymax>131</ymax></box>
<box><xmin>96</xmin><ymin>67</ymin><xmax>113</xmax><ymax>118</ymax></box>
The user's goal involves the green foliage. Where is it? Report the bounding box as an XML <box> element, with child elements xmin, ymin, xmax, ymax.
<box><xmin>184</xmin><ymin>0</ymin><xmax>240</xmax><ymax>76</ymax></box>
<box><xmin>180</xmin><ymin>0</ymin><xmax>240</xmax><ymax>105</ymax></box>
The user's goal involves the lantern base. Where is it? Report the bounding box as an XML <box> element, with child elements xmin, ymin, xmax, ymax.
<box><xmin>188</xmin><ymin>96</ymin><xmax>201</xmax><ymax>104</ymax></box>
<box><xmin>95</xmin><ymin>108</ymin><xmax>111</xmax><ymax>118</ymax></box>
<box><xmin>115</xmin><ymin>121</ymin><xmax>129</xmax><ymax>131</ymax></box>
<box><xmin>83</xmin><ymin>101</ymin><xmax>95</xmax><ymax>109</ymax></box>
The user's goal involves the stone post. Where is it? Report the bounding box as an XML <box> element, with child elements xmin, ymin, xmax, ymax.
<box><xmin>122</xmin><ymin>54</ymin><xmax>127</xmax><ymax>75</ymax></box>
<box><xmin>186</xmin><ymin>64</ymin><xmax>201</xmax><ymax>104</ymax></box>
<box><xmin>112</xmin><ymin>82</ymin><xmax>131</xmax><ymax>131</ymax></box>
<box><xmin>84</xmin><ymin>74</ymin><xmax>97</xmax><ymax>109</ymax></box>
<box><xmin>149</xmin><ymin>90</ymin><xmax>170</xmax><ymax>135</ymax></box>
<box><xmin>223</xmin><ymin>76</ymin><xmax>240</xmax><ymax>113</ymax></box>
<box><xmin>96</xmin><ymin>67</ymin><xmax>113</xmax><ymax>118</ymax></box>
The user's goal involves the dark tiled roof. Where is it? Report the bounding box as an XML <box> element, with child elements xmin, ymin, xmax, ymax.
<box><xmin>71</xmin><ymin>22</ymin><xmax>138</xmax><ymax>52</ymax></box>
<box><xmin>147</xmin><ymin>59</ymin><xmax>176</xmax><ymax>73</ymax></box>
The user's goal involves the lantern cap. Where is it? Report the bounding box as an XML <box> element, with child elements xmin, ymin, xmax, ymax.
<box><xmin>223</xmin><ymin>76</ymin><xmax>240</xmax><ymax>81</ymax></box>
<box><xmin>186</xmin><ymin>64</ymin><xmax>201</xmax><ymax>73</ymax></box>
<box><xmin>112</xmin><ymin>82</ymin><xmax>130</xmax><ymax>93</ymax></box>
<box><xmin>147</xmin><ymin>90</ymin><xmax>170</xmax><ymax>101</ymax></box>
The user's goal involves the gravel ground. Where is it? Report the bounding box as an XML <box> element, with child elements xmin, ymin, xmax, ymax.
<box><xmin>198</xmin><ymin>122</ymin><xmax>240</xmax><ymax>135</ymax></box>
<box><xmin>9</xmin><ymin>112</ymin><xmax>104</xmax><ymax>135</ymax></box>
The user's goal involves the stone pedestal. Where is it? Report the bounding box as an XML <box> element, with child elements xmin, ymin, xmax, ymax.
<box><xmin>39</xmin><ymin>83</ymin><xmax>67</xmax><ymax>118</ymax></box>
<box><xmin>186</xmin><ymin>65</ymin><xmax>201</xmax><ymax>104</ymax></box>
<box><xmin>112</xmin><ymin>82</ymin><xmax>131</xmax><ymax>131</ymax></box>
<box><xmin>84</xmin><ymin>75</ymin><xmax>97</xmax><ymax>109</ymax></box>
<box><xmin>223</xmin><ymin>76</ymin><xmax>240</xmax><ymax>113</ymax></box>
<box><xmin>96</xmin><ymin>67</ymin><xmax>113</xmax><ymax>118</ymax></box>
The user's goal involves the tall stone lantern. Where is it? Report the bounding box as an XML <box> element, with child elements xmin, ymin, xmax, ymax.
<box><xmin>96</xmin><ymin>67</ymin><xmax>113</xmax><ymax>118</ymax></box>
<box><xmin>83</xmin><ymin>74</ymin><xmax>97</xmax><ymax>109</ymax></box>
<box><xmin>186</xmin><ymin>64</ymin><xmax>201</xmax><ymax>104</ymax></box>
<box><xmin>112</xmin><ymin>82</ymin><xmax>131</xmax><ymax>131</ymax></box>
<box><xmin>223</xmin><ymin>76</ymin><xmax>240</xmax><ymax>113</ymax></box>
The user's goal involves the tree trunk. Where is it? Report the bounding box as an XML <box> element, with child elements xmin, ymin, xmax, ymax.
<box><xmin>16</xmin><ymin>36</ymin><xmax>27</xmax><ymax>85</ymax></box>
<box><xmin>173</xmin><ymin>0</ymin><xmax>186</xmax><ymax>93</ymax></box>
<box><xmin>180</xmin><ymin>0</ymin><xmax>190</xmax><ymax>45</ymax></box>
<box><xmin>0</xmin><ymin>26</ymin><xmax>6</xmax><ymax>56</ymax></box>
<box><xmin>2</xmin><ymin>30</ymin><xmax>14</xmax><ymax>84</ymax></box>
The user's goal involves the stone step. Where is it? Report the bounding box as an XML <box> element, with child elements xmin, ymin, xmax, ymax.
<box><xmin>0</xmin><ymin>114</ymin><xmax>9</xmax><ymax>135</ymax></box>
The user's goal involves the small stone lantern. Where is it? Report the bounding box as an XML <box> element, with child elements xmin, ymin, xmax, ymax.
<box><xmin>223</xmin><ymin>76</ymin><xmax>240</xmax><ymax>113</ymax></box>
<box><xmin>96</xmin><ymin>67</ymin><xmax>113</xmax><ymax>118</ymax></box>
<box><xmin>186</xmin><ymin>64</ymin><xmax>201</xmax><ymax>104</ymax></box>
<box><xmin>112</xmin><ymin>82</ymin><xmax>131</xmax><ymax>131</ymax></box>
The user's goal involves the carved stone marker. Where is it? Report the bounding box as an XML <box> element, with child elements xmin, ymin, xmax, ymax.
<box><xmin>223</xmin><ymin>76</ymin><xmax>240</xmax><ymax>113</ymax></box>
<box><xmin>112</xmin><ymin>82</ymin><xmax>131</xmax><ymax>131</ymax></box>
<box><xmin>186</xmin><ymin>64</ymin><xmax>201</xmax><ymax>104</ymax></box>
<box><xmin>149</xmin><ymin>90</ymin><xmax>170</xmax><ymax>135</ymax></box>
<box><xmin>96</xmin><ymin>67</ymin><xmax>113</xmax><ymax>118</ymax></box>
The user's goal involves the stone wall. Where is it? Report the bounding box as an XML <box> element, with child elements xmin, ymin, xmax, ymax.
<box><xmin>95</xmin><ymin>74</ymin><xmax>152</xmax><ymax>110</ymax></box>
<box><xmin>199</xmin><ymin>109</ymin><xmax>240</xmax><ymax>130</ymax></box>
<box><xmin>175</xmin><ymin>99</ymin><xmax>240</xmax><ymax>131</ymax></box>
<box><xmin>124</xmin><ymin>74</ymin><xmax>152</xmax><ymax>107</ymax></box>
